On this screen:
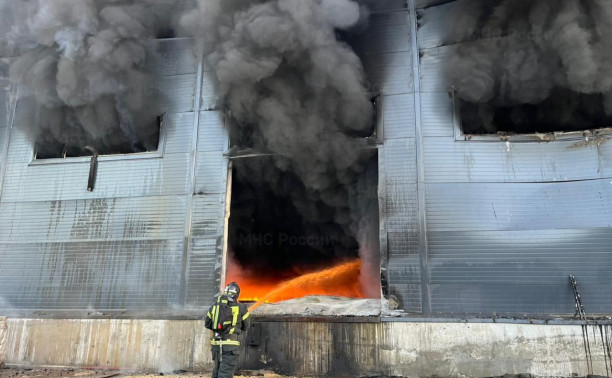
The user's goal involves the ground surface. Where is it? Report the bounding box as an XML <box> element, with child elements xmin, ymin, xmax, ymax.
<box><xmin>1</xmin><ymin>369</ymin><xmax>609</xmax><ymax>378</ymax></box>
<box><xmin>0</xmin><ymin>368</ymin><xmax>295</xmax><ymax>378</ymax></box>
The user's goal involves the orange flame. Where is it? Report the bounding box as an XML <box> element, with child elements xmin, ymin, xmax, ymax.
<box><xmin>226</xmin><ymin>260</ymin><xmax>365</xmax><ymax>311</ymax></box>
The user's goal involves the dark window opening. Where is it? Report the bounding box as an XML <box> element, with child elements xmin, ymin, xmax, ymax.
<box><xmin>459</xmin><ymin>88</ymin><xmax>612</xmax><ymax>135</ymax></box>
<box><xmin>226</xmin><ymin>152</ymin><xmax>380</xmax><ymax>303</ymax></box>
<box><xmin>34</xmin><ymin>114</ymin><xmax>163</xmax><ymax>160</ymax></box>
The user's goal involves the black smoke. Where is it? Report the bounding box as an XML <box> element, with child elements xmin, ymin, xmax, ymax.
<box><xmin>182</xmin><ymin>0</ymin><xmax>380</xmax><ymax>295</ymax></box>
<box><xmin>429</xmin><ymin>0</ymin><xmax>612</xmax><ymax>134</ymax></box>
<box><xmin>0</xmin><ymin>0</ymin><xmax>183</xmax><ymax>155</ymax></box>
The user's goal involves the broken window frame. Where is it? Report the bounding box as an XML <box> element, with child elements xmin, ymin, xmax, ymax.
<box><xmin>451</xmin><ymin>90</ymin><xmax>612</xmax><ymax>144</ymax></box>
<box><xmin>29</xmin><ymin>114</ymin><xmax>167</xmax><ymax>165</ymax></box>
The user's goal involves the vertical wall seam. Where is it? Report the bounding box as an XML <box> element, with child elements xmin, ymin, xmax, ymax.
<box><xmin>409</xmin><ymin>0</ymin><xmax>431</xmax><ymax>314</ymax></box>
<box><xmin>179</xmin><ymin>44</ymin><xmax>204</xmax><ymax>305</ymax></box>
<box><xmin>0</xmin><ymin>82</ymin><xmax>18</xmax><ymax>204</ymax></box>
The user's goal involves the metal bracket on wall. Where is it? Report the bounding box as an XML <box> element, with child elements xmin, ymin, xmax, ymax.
<box><xmin>84</xmin><ymin>146</ymin><xmax>99</xmax><ymax>192</ymax></box>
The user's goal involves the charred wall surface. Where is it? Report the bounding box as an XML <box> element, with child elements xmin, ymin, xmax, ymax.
<box><xmin>0</xmin><ymin>32</ymin><xmax>229</xmax><ymax>313</ymax></box>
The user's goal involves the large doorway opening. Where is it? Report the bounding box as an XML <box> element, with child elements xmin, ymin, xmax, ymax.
<box><xmin>225</xmin><ymin>151</ymin><xmax>381</xmax><ymax>309</ymax></box>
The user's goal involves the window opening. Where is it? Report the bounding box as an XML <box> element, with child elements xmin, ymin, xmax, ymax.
<box><xmin>34</xmin><ymin>114</ymin><xmax>164</xmax><ymax>160</ymax></box>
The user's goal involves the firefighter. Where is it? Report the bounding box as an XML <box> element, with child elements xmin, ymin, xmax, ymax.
<box><xmin>205</xmin><ymin>282</ymin><xmax>251</xmax><ymax>378</ymax></box>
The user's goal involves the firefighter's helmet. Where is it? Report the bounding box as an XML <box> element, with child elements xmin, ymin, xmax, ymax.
<box><xmin>224</xmin><ymin>281</ymin><xmax>240</xmax><ymax>301</ymax></box>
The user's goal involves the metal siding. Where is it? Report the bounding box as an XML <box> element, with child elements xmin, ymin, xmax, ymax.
<box><xmin>0</xmin><ymin>90</ymin><xmax>8</xmax><ymax>128</ymax></box>
<box><xmin>3</xmin><ymin>99</ymin><xmax>194</xmax><ymax>202</ymax></box>
<box><xmin>415</xmin><ymin>0</ymin><xmax>453</xmax><ymax>9</ymax></box>
<box><xmin>357</xmin><ymin>0</ymin><xmax>407</xmax><ymax>14</ymax></box>
<box><xmin>426</xmin><ymin>180</ymin><xmax>612</xmax><ymax>232</ymax></box>
<box><xmin>362</xmin><ymin>51</ymin><xmax>413</xmax><ymax>95</ymax></box>
<box><xmin>428</xmin><ymin>229</ymin><xmax>612</xmax><ymax>313</ymax></box>
<box><xmin>417</xmin><ymin>1</ymin><xmax>456</xmax><ymax>49</ymax></box>
<box><xmin>0</xmin><ymin>37</ymin><xmax>201</xmax><ymax>314</ymax></box>
<box><xmin>419</xmin><ymin>47</ymin><xmax>454</xmax><ymax>93</ymax></box>
<box><xmin>351</xmin><ymin>12</ymin><xmax>411</xmax><ymax>56</ymax></box>
<box><xmin>185</xmin><ymin>104</ymin><xmax>228</xmax><ymax>306</ymax></box>
<box><xmin>0</xmin><ymin>197</ymin><xmax>186</xmax><ymax>242</ymax></box>
<box><xmin>0</xmin><ymin>196</ymin><xmax>186</xmax><ymax>310</ymax></box>
<box><xmin>423</xmin><ymin>138</ymin><xmax>608</xmax><ymax>183</ymax></box>
<box><xmin>163</xmin><ymin>112</ymin><xmax>195</xmax><ymax>154</ymax></box>
<box><xmin>196</xmin><ymin>111</ymin><xmax>226</xmax><ymax>152</ymax></box>
<box><xmin>383</xmin><ymin>94</ymin><xmax>417</xmax><ymax>138</ymax></box>
<box><xmin>146</xmin><ymin>38</ymin><xmax>197</xmax><ymax>77</ymax></box>
<box><xmin>421</xmin><ymin>92</ymin><xmax>454</xmax><ymax>137</ymax></box>
<box><xmin>185</xmin><ymin>194</ymin><xmax>226</xmax><ymax>306</ymax></box>
<box><xmin>414</xmin><ymin>1</ymin><xmax>612</xmax><ymax>315</ymax></box>
<box><xmin>154</xmin><ymin>74</ymin><xmax>196</xmax><ymax>114</ymax></box>
<box><xmin>201</xmin><ymin>70</ymin><xmax>218</xmax><ymax>111</ymax></box>
<box><xmin>368</xmin><ymin>5</ymin><xmax>424</xmax><ymax>313</ymax></box>
<box><xmin>382</xmin><ymin>136</ymin><xmax>420</xmax><ymax>311</ymax></box>
<box><xmin>387</xmin><ymin>257</ymin><xmax>422</xmax><ymax>312</ymax></box>
<box><xmin>2</xmin><ymin>153</ymin><xmax>191</xmax><ymax>202</ymax></box>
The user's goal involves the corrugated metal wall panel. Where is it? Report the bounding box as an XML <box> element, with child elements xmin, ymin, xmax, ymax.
<box><xmin>387</xmin><ymin>257</ymin><xmax>422</xmax><ymax>312</ymax></box>
<box><xmin>351</xmin><ymin>12</ymin><xmax>411</xmax><ymax>55</ymax></box>
<box><xmin>0</xmin><ymin>125</ymin><xmax>6</xmax><ymax>156</ymax></box>
<box><xmin>382</xmin><ymin>138</ymin><xmax>419</xmax><ymax>262</ymax></box>
<box><xmin>185</xmin><ymin>194</ymin><xmax>226</xmax><ymax>306</ymax></box>
<box><xmin>383</xmin><ymin>94</ymin><xmax>416</xmax><ymax>138</ymax></box>
<box><xmin>0</xmin><ymin>88</ymin><xmax>11</xmax><ymax>171</ymax></box>
<box><xmin>0</xmin><ymin>196</ymin><xmax>186</xmax><ymax>310</ymax></box>
<box><xmin>0</xmin><ymin>90</ymin><xmax>8</xmax><ymax>127</ymax></box>
<box><xmin>185</xmin><ymin>102</ymin><xmax>229</xmax><ymax>306</ymax></box>
<box><xmin>421</xmin><ymin>92</ymin><xmax>454</xmax><ymax>137</ymax></box>
<box><xmin>362</xmin><ymin>51</ymin><xmax>413</xmax><ymax>94</ymax></box>
<box><xmin>194</xmin><ymin>152</ymin><xmax>227</xmax><ymax>195</ymax></box>
<box><xmin>197</xmin><ymin>111</ymin><xmax>226</xmax><ymax>152</ymax></box>
<box><xmin>417</xmin><ymin>1</ymin><xmax>456</xmax><ymax>49</ymax></box>
<box><xmin>415</xmin><ymin>0</ymin><xmax>453</xmax><ymax>9</ymax></box>
<box><xmin>201</xmin><ymin>71</ymin><xmax>218</xmax><ymax>111</ymax></box>
<box><xmin>426</xmin><ymin>181</ymin><xmax>612</xmax><ymax>232</ymax></box>
<box><xmin>146</xmin><ymin>38</ymin><xmax>197</xmax><ymax>77</ymax></box>
<box><xmin>0</xmin><ymin>36</ymin><xmax>202</xmax><ymax>314</ymax></box>
<box><xmin>0</xmin><ymin>196</ymin><xmax>186</xmax><ymax>242</ymax></box>
<box><xmin>428</xmin><ymin>229</ymin><xmax>612</xmax><ymax>313</ymax></box>
<box><xmin>358</xmin><ymin>0</ymin><xmax>407</xmax><ymax>14</ymax></box>
<box><xmin>163</xmin><ymin>112</ymin><xmax>195</xmax><ymax>154</ymax></box>
<box><xmin>155</xmin><ymin>74</ymin><xmax>196</xmax><ymax>113</ymax></box>
<box><xmin>0</xmin><ymin>240</ymin><xmax>184</xmax><ymax>310</ymax></box>
<box><xmin>419</xmin><ymin>47</ymin><xmax>454</xmax><ymax>93</ymax></box>
<box><xmin>4</xmin><ymin>128</ymin><xmax>31</xmax><ymax>164</ymax></box>
<box><xmin>415</xmin><ymin>0</ymin><xmax>612</xmax><ymax>315</ymax></box>
<box><xmin>367</xmin><ymin>4</ymin><xmax>423</xmax><ymax>314</ymax></box>
<box><xmin>1</xmin><ymin>153</ymin><xmax>191</xmax><ymax>202</ymax></box>
<box><xmin>423</xmin><ymin>138</ymin><xmax>606</xmax><ymax>183</ymax></box>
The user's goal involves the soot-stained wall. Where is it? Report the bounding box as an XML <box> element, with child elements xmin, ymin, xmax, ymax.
<box><xmin>0</xmin><ymin>0</ymin><xmax>611</xmax><ymax>317</ymax></box>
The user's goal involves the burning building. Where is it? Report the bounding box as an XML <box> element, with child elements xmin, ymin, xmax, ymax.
<box><xmin>0</xmin><ymin>0</ymin><xmax>611</xmax><ymax>376</ymax></box>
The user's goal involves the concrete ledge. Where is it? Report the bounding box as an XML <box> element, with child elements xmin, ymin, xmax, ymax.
<box><xmin>3</xmin><ymin>318</ymin><xmax>612</xmax><ymax>377</ymax></box>
<box><xmin>241</xmin><ymin>322</ymin><xmax>612</xmax><ymax>377</ymax></box>
<box><xmin>4</xmin><ymin>319</ymin><xmax>212</xmax><ymax>372</ymax></box>
<box><xmin>0</xmin><ymin>317</ymin><xmax>7</xmax><ymax>367</ymax></box>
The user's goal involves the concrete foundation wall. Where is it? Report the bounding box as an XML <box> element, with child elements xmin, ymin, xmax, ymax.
<box><xmin>3</xmin><ymin>319</ymin><xmax>212</xmax><ymax>372</ymax></box>
<box><xmin>3</xmin><ymin>318</ymin><xmax>612</xmax><ymax>377</ymax></box>
<box><xmin>0</xmin><ymin>317</ymin><xmax>7</xmax><ymax>367</ymax></box>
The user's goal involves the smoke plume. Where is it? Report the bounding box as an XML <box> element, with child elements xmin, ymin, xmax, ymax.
<box><xmin>0</xmin><ymin>0</ymin><xmax>177</xmax><ymax>155</ymax></box>
<box><xmin>182</xmin><ymin>0</ymin><xmax>379</xmax><ymax>291</ymax></box>
<box><xmin>431</xmin><ymin>0</ymin><xmax>612</xmax><ymax>133</ymax></box>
